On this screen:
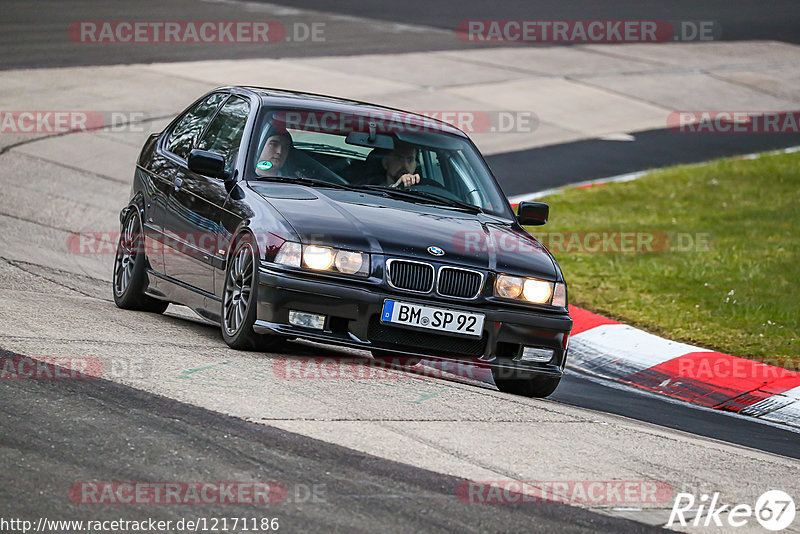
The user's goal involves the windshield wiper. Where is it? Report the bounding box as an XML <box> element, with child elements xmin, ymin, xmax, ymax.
<box><xmin>356</xmin><ymin>185</ymin><xmax>483</xmax><ymax>214</ymax></box>
<box><xmin>251</xmin><ymin>175</ymin><xmax>358</xmax><ymax>191</ymax></box>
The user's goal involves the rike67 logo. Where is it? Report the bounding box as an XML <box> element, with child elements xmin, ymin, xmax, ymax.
<box><xmin>667</xmin><ymin>490</ymin><xmax>796</xmax><ymax>531</ymax></box>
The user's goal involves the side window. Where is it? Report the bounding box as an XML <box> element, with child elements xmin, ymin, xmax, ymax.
<box><xmin>196</xmin><ymin>96</ymin><xmax>251</xmax><ymax>174</ymax></box>
<box><xmin>166</xmin><ymin>93</ymin><xmax>227</xmax><ymax>159</ymax></box>
<box><xmin>449</xmin><ymin>151</ymin><xmax>485</xmax><ymax>205</ymax></box>
<box><xmin>421</xmin><ymin>149</ymin><xmax>444</xmax><ymax>184</ymax></box>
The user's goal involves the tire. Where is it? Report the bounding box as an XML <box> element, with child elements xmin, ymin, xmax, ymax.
<box><xmin>112</xmin><ymin>208</ymin><xmax>169</xmax><ymax>314</ymax></box>
<box><xmin>370</xmin><ymin>349</ymin><xmax>421</xmax><ymax>369</ymax></box>
<box><xmin>221</xmin><ymin>234</ymin><xmax>282</xmax><ymax>352</ymax></box>
<box><xmin>492</xmin><ymin>368</ymin><xmax>561</xmax><ymax>398</ymax></box>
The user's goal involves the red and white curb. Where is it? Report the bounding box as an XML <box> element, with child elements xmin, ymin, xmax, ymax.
<box><xmin>567</xmin><ymin>308</ymin><xmax>800</xmax><ymax>429</ymax></box>
<box><xmin>421</xmin><ymin>306</ymin><xmax>800</xmax><ymax>430</ymax></box>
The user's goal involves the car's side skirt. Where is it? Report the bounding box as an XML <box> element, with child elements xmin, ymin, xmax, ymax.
<box><xmin>145</xmin><ymin>269</ymin><xmax>222</xmax><ymax>325</ymax></box>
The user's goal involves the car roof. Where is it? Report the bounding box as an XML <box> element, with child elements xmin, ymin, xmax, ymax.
<box><xmin>219</xmin><ymin>85</ymin><xmax>468</xmax><ymax>139</ymax></box>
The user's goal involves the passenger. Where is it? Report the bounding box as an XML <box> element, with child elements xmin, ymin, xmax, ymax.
<box><xmin>255</xmin><ymin>131</ymin><xmax>296</xmax><ymax>177</ymax></box>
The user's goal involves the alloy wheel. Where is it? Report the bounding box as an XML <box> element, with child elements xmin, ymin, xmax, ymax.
<box><xmin>223</xmin><ymin>242</ymin><xmax>255</xmax><ymax>336</ymax></box>
<box><xmin>113</xmin><ymin>214</ymin><xmax>138</xmax><ymax>296</ymax></box>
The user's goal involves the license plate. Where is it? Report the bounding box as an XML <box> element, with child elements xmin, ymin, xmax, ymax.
<box><xmin>381</xmin><ymin>300</ymin><xmax>484</xmax><ymax>338</ymax></box>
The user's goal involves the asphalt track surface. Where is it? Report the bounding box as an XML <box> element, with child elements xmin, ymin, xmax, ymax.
<box><xmin>260</xmin><ymin>0</ymin><xmax>800</xmax><ymax>45</ymax></box>
<box><xmin>3</xmin><ymin>1</ymin><xmax>800</xmax><ymax>532</ymax></box>
<box><xmin>0</xmin><ymin>348</ymin><xmax>655</xmax><ymax>534</ymax></box>
<box><xmin>487</xmin><ymin>129</ymin><xmax>800</xmax><ymax>197</ymax></box>
<box><xmin>3</xmin><ymin>0</ymin><xmax>800</xmax><ymax>70</ymax></box>
<box><xmin>0</xmin><ymin>0</ymin><xmax>484</xmax><ymax>70</ymax></box>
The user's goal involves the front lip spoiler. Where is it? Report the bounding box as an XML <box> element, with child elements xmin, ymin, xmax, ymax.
<box><xmin>252</xmin><ymin>319</ymin><xmax>564</xmax><ymax>378</ymax></box>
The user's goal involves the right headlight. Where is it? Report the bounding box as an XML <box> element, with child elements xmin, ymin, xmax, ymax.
<box><xmin>274</xmin><ymin>242</ymin><xmax>370</xmax><ymax>277</ymax></box>
<box><xmin>494</xmin><ymin>274</ymin><xmax>566</xmax><ymax>307</ymax></box>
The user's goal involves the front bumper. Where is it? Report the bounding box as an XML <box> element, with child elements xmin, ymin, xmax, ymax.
<box><xmin>253</xmin><ymin>265</ymin><xmax>572</xmax><ymax>378</ymax></box>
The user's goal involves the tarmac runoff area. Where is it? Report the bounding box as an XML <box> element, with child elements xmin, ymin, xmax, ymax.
<box><xmin>2</xmin><ymin>41</ymin><xmax>800</xmax><ymax>530</ymax></box>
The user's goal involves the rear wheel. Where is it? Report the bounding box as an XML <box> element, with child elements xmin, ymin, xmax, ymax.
<box><xmin>492</xmin><ymin>369</ymin><xmax>561</xmax><ymax>398</ymax></box>
<box><xmin>370</xmin><ymin>349</ymin><xmax>421</xmax><ymax>369</ymax></box>
<box><xmin>221</xmin><ymin>234</ymin><xmax>282</xmax><ymax>351</ymax></box>
<box><xmin>112</xmin><ymin>208</ymin><xmax>169</xmax><ymax>313</ymax></box>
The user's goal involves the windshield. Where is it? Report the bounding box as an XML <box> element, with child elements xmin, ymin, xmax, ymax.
<box><xmin>247</xmin><ymin>108</ymin><xmax>512</xmax><ymax>217</ymax></box>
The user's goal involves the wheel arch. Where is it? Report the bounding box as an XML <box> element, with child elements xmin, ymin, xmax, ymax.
<box><xmin>120</xmin><ymin>193</ymin><xmax>146</xmax><ymax>227</ymax></box>
<box><xmin>224</xmin><ymin>225</ymin><xmax>259</xmax><ymax>273</ymax></box>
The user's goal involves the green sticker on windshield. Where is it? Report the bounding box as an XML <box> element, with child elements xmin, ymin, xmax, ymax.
<box><xmin>256</xmin><ymin>160</ymin><xmax>273</xmax><ymax>170</ymax></box>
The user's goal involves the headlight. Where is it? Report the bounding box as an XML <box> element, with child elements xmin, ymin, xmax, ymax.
<box><xmin>495</xmin><ymin>274</ymin><xmax>562</xmax><ymax>305</ymax></box>
<box><xmin>274</xmin><ymin>242</ymin><xmax>369</xmax><ymax>276</ymax></box>
<box><xmin>274</xmin><ymin>241</ymin><xmax>301</xmax><ymax>267</ymax></box>
<box><xmin>495</xmin><ymin>275</ymin><xmax>524</xmax><ymax>299</ymax></box>
<box><xmin>523</xmin><ymin>279</ymin><xmax>552</xmax><ymax>303</ymax></box>
<box><xmin>303</xmin><ymin>245</ymin><xmax>335</xmax><ymax>270</ymax></box>
<box><xmin>334</xmin><ymin>250</ymin><xmax>364</xmax><ymax>274</ymax></box>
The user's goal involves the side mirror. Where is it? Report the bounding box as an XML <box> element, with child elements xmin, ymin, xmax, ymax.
<box><xmin>517</xmin><ymin>201</ymin><xmax>549</xmax><ymax>226</ymax></box>
<box><xmin>188</xmin><ymin>149</ymin><xmax>228</xmax><ymax>180</ymax></box>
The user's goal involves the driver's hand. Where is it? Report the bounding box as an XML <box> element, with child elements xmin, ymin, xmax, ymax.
<box><xmin>391</xmin><ymin>173</ymin><xmax>421</xmax><ymax>188</ymax></box>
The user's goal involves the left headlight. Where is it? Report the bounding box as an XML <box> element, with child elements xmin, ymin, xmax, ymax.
<box><xmin>275</xmin><ymin>242</ymin><xmax>369</xmax><ymax>277</ymax></box>
<box><xmin>495</xmin><ymin>274</ymin><xmax>566</xmax><ymax>307</ymax></box>
<box><xmin>303</xmin><ymin>245</ymin><xmax>335</xmax><ymax>271</ymax></box>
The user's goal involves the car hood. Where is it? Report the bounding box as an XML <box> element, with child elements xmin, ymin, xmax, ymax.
<box><xmin>252</xmin><ymin>185</ymin><xmax>558</xmax><ymax>279</ymax></box>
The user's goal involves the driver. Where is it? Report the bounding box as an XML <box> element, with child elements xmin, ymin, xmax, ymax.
<box><xmin>364</xmin><ymin>142</ymin><xmax>422</xmax><ymax>188</ymax></box>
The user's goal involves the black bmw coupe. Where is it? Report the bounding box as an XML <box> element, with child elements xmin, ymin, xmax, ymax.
<box><xmin>114</xmin><ymin>86</ymin><xmax>572</xmax><ymax>397</ymax></box>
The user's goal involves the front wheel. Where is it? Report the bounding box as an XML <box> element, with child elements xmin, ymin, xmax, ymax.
<box><xmin>221</xmin><ymin>235</ymin><xmax>282</xmax><ymax>352</ymax></box>
<box><xmin>492</xmin><ymin>369</ymin><xmax>561</xmax><ymax>398</ymax></box>
<box><xmin>112</xmin><ymin>208</ymin><xmax>169</xmax><ymax>314</ymax></box>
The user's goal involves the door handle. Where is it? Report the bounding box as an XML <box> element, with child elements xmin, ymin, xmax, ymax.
<box><xmin>173</xmin><ymin>177</ymin><xmax>183</xmax><ymax>192</ymax></box>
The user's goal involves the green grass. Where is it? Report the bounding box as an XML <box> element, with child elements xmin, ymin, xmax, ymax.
<box><xmin>529</xmin><ymin>150</ymin><xmax>800</xmax><ymax>369</ymax></box>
